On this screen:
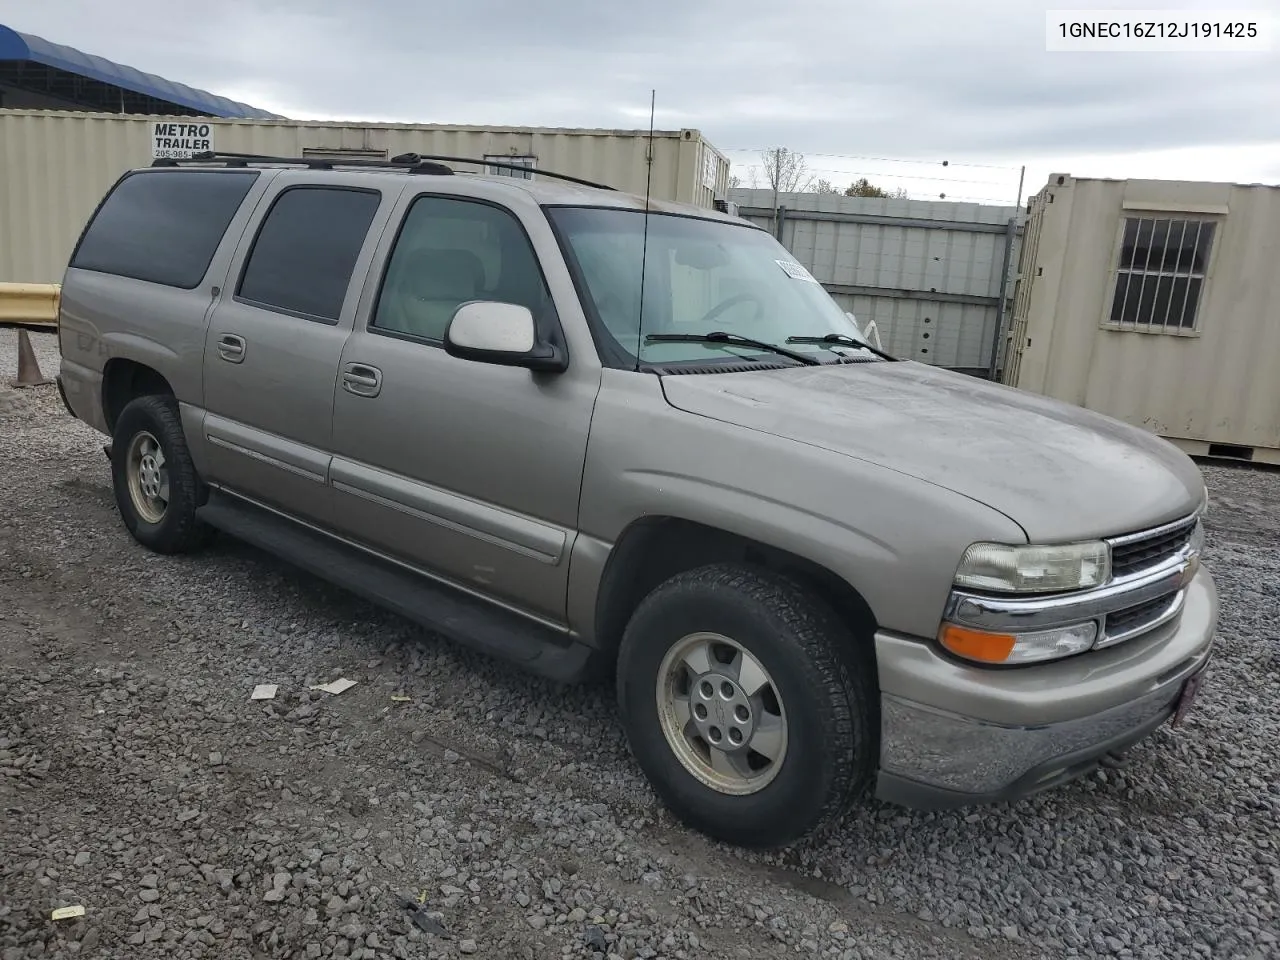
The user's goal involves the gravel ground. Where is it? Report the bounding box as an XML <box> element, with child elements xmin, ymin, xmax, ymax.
<box><xmin>1</xmin><ymin>326</ymin><xmax>1277</xmax><ymax>960</ymax></box>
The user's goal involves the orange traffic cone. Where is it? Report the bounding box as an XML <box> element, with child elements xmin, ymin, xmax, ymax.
<box><xmin>13</xmin><ymin>328</ymin><xmax>51</xmax><ymax>388</ymax></box>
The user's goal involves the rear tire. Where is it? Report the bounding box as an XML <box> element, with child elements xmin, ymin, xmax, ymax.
<box><xmin>616</xmin><ymin>563</ymin><xmax>877</xmax><ymax>848</ymax></box>
<box><xmin>110</xmin><ymin>395</ymin><xmax>214</xmax><ymax>554</ymax></box>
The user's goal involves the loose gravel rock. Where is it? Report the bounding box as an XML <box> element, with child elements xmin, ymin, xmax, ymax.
<box><xmin>2</xmin><ymin>328</ymin><xmax>1277</xmax><ymax>959</ymax></box>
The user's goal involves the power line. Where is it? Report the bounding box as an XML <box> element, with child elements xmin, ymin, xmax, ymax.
<box><xmin>726</xmin><ymin>152</ymin><xmax>1025</xmax><ymax>204</ymax></box>
<box><xmin>730</xmin><ymin>183</ymin><xmax>1020</xmax><ymax>205</ymax></box>
<box><xmin>928</xmin><ymin>194</ymin><xmax>1021</xmax><ymax>205</ymax></box>
<box><xmin>731</xmin><ymin>167</ymin><xmax>1021</xmax><ymax>197</ymax></box>
<box><xmin>722</xmin><ymin>148</ymin><xmax>1022</xmax><ymax>172</ymax></box>
<box><xmin>733</xmin><ymin>189</ymin><xmax>1020</xmax><ymax>205</ymax></box>
<box><xmin>800</xmin><ymin>166</ymin><xmax>1014</xmax><ymax>187</ymax></box>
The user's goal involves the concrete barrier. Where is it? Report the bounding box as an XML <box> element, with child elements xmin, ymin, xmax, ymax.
<box><xmin>0</xmin><ymin>282</ymin><xmax>59</xmax><ymax>328</ymax></box>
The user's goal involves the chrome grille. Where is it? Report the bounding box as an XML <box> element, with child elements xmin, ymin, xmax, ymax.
<box><xmin>1106</xmin><ymin>592</ymin><xmax>1176</xmax><ymax>634</ymax></box>
<box><xmin>1109</xmin><ymin>516</ymin><xmax>1197</xmax><ymax>578</ymax></box>
<box><xmin>1099</xmin><ymin>590</ymin><xmax>1182</xmax><ymax>647</ymax></box>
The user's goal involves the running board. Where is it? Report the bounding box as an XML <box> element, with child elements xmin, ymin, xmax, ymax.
<box><xmin>196</xmin><ymin>490</ymin><xmax>594</xmax><ymax>683</ymax></box>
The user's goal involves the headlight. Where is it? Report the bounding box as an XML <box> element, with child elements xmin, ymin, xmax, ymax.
<box><xmin>953</xmin><ymin>541</ymin><xmax>1111</xmax><ymax>594</ymax></box>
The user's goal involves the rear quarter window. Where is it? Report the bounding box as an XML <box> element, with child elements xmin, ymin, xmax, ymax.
<box><xmin>71</xmin><ymin>170</ymin><xmax>259</xmax><ymax>289</ymax></box>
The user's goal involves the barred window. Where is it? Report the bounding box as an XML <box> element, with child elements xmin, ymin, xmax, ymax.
<box><xmin>1108</xmin><ymin>217</ymin><xmax>1215</xmax><ymax>331</ymax></box>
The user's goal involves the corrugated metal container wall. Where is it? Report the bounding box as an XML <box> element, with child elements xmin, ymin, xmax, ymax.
<box><xmin>729</xmin><ymin>188</ymin><xmax>1020</xmax><ymax>372</ymax></box>
<box><xmin>1000</xmin><ymin>186</ymin><xmax>1049</xmax><ymax>389</ymax></box>
<box><xmin>1004</xmin><ymin>174</ymin><xmax>1280</xmax><ymax>464</ymax></box>
<box><xmin>0</xmin><ymin>111</ymin><xmax>731</xmax><ymax>283</ymax></box>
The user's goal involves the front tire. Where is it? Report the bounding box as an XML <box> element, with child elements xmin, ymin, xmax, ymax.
<box><xmin>616</xmin><ymin>563</ymin><xmax>877</xmax><ymax>848</ymax></box>
<box><xmin>110</xmin><ymin>395</ymin><xmax>213</xmax><ymax>554</ymax></box>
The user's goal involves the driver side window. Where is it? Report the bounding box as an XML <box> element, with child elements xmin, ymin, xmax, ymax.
<box><xmin>372</xmin><ymin>196</ymin><xmax>549</xmax><ymax>342</ymax></box>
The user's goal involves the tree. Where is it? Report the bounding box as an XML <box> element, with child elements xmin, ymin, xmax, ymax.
<box><xmin>844</xmin><ymin>177</ymin><xmax>910</xmax><ymax>199</ymax></box>
<box><xmin>811</xmin><ymin>179</ymin><xmax>841</xmax><ymax>195</ymax></box>
<box><xmin>759</xmin><ymin>147</ymin><xmax>812</xmax><ymax>234</ymax></box>
<box><xmin>760</xmin><ymin>146</ymin><xmax>811</xmax><ymax>194</ymax></box>
<box><xmin>728</xmin><ymin>174</ymin><xmax>742</xmax><ymax>189</ymax></box>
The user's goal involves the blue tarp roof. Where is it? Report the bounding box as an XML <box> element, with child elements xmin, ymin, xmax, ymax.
<box><xmin>0</xmin><ymin>24</ymin><xmax>285</xmax><ymax>120</ymax></box>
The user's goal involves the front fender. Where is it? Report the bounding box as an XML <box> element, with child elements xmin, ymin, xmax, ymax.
<box><xmin>568</xmin><ymin>369</ymin><xmax>1026</xmax><ymax>642</ymax></box>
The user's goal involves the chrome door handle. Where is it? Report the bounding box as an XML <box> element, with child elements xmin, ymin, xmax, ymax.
<box><xmin>342</xmin><ymin>363</ymin><xmax>382</xmax><ymax>397</ymax></box>
<box><xmin>216</xmin><ymin>334</ymin><xmax>246</xmax><ymax>363</ymax></box>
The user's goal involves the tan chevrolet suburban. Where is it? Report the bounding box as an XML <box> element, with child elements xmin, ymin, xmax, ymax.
<box><xmin>53</xmin><ymin>151</ymin><xmax>1217</xmax><ymax>848</ymax></box>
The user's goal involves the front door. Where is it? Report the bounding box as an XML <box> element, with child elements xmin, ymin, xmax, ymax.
<box><xmin>327</xmin><ymin>189</ymin><xmax>599</xmax><ymax>624</ymax></box>
<box><xmin>201</xmin><ymin>173</ymin><xmax>396</xmax><ymax>523</ymax></box>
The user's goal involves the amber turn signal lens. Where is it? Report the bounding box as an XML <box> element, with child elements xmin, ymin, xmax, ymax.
<box><xmin>938</xmin><ymin>624</ymin><xmax>1017</xmax><ymax>663</ymax></box>
<box><xmin>938</xmin><ymin>620</ymin><xmax>1100</xmax><ymax>665</ymax></box>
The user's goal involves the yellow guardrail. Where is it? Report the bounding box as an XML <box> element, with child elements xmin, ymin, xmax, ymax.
<box><xmin>0</xmin><ymin>282</ymin><xmax>60</xmax><ymax>327</ymax></box>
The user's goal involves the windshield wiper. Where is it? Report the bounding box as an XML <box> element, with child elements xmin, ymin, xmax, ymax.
<box><xmin>785</xmin><ymin>333</ymin><xmax>897</xmax><ymax>362</ymax></box>
<box><xmin>645</xmin><ymin>331</ymin><xmax>821</xmax><ymax>366</ymax></box>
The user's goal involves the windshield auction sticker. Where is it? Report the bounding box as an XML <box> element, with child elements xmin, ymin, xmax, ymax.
<box><xmin>776</xmin><ymin>259</ymin><xmax>820</xmax><ymax>283</ymax></box>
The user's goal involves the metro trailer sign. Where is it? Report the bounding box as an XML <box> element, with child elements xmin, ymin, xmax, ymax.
<box><xmin>151</xmin><ymin>122</ymin><xmax>214</xmax><ymax>159</ymax></box>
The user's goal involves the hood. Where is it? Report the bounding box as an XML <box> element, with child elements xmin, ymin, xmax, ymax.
<box><xmin>659</xmin><ymin>360</ymin><xmax>1206</xmax><ymax>543</ymax></box>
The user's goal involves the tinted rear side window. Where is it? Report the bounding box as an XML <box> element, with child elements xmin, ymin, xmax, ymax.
<box><xmin>236</xmin><ymin>186</ymin><xmax>381</xmax><ymax>322</ymax></box>
<box><xmin>71</xmin><ymin>170</ymin><xmax>258</xmax><ymax>288</ymax></box>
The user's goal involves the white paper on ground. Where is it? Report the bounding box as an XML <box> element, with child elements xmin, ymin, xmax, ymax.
<box><xmin>309</xmin><ymin>678</ymin><xmax>357</xmax><ymax>695</ymax></box>
<box><xmin>250</xmin><ymin>684</ymin><xmax>278</xmax><ymax>701</ymax></box>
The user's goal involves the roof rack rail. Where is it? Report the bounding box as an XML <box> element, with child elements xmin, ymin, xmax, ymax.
<box><xmin>391</xmin><ymin>154</ymin><xmax>617</xmax><ymax>191</ymax></box>
<box><xmin>150</xmin><ymin>151</ymin><xmax>454</xmax><ymax>176</ymax></box>
<box><xmin>148</xmin><ymin>150</ymin><xmax>617</xmax><ymax>191</ymax></box>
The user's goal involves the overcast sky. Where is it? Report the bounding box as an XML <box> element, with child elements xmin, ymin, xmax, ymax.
<box><xmin>4</xmin><ymin>0</ymin><xmax>1278</xmax><ymax>204</ymax></box>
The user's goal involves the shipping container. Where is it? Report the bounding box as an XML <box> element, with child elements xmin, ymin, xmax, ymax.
<box><xmin>0</xmin><ymin>110</ymin><xmax>730</xmax><ymax>283</ymax></box>
<box><xmin>730</xmin><ymin>188</ymin><xmax>1021</xmax><ymax>374</ymax></box>
<box><xmin>1004</xmin><ymin>173</ymin><xmax>1280</xmax><ymax>465</ymax></box>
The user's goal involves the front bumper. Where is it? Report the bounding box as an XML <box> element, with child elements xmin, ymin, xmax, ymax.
<box><xmin>873</xmin><ymin>565</ymin><xmax>1217</xmax><ymax>809</ymax></box>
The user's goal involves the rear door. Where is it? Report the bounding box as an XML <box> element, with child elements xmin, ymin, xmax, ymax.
<box><xmin>200</xmin><ymin>172</ymin><xmax>399</xmax><ymax>523</ymax></box>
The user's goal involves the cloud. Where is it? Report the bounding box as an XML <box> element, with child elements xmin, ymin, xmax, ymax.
<box><xmin>4</xmin><ymin>0</ymin><xmax>1276</xmax><ymax>189</ymax></box>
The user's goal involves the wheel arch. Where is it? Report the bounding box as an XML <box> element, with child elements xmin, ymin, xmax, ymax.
<box><xmin>102</xmin><ymin>358</ymin><xmax>175</xmax><ymax>434</ymax></box>
<box><xmin>592</xmin><ymin>515</ymin><xmax>880</xmax><ymax>668</ymax></box>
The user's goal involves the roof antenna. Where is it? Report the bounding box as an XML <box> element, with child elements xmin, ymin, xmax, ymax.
<box><xmin>634</xmin><ymin>89</ymin><xmax>656</xmax><ymax>373</ymax></box>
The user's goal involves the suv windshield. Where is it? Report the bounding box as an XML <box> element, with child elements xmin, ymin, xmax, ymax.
<box><xmin>547</xmin><ymin>206</ymin><xmax>870</xmax><ymax>367</ymax></box>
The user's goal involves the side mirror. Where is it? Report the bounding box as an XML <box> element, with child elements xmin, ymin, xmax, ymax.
<box><xmin>443</xmin><ymin>301</ymin><xmax>566</xmax><ymax>372</ymax></box>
